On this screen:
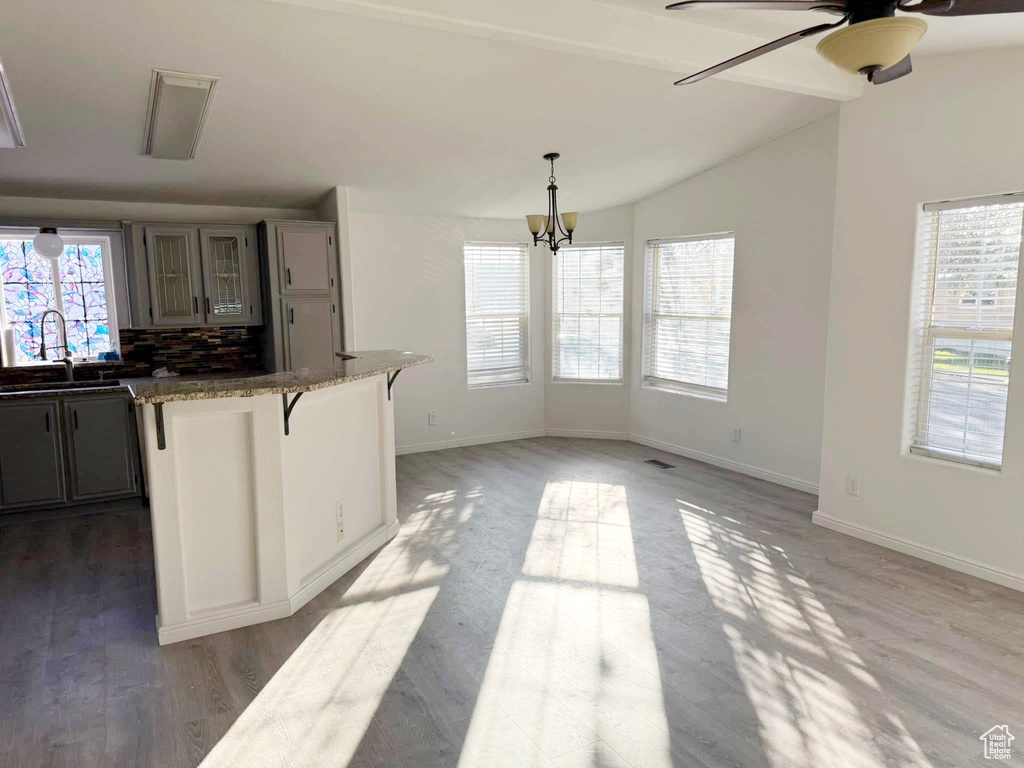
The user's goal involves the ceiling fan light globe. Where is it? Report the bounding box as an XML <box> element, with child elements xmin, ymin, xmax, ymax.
<box><xmin>815</xmin><ymin>17</ymin><xmax>927</xmax><ymax>74</ymax></box>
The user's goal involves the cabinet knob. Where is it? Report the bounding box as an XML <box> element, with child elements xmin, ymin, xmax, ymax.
<box><xmin>45</xmin><ymin>411</ymin><xmax>50</xmax><ymax>432</ymax></box>
<box><xmin>193</xmin><ymin>296</ymin><xmax>199</xmax><ymax>314</ymax></box>
<box><xmin>286</xmin><ymin>268</ymin><xmax>292</xmax><ymax>286</ymax></box>
<box><xmin>290</xmin><ymin>307</ymin><xmax>295</xmax><ymax>324</ymax></box>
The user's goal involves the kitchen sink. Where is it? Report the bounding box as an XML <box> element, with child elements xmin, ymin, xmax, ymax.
<box><xmin>0</xmin><ymin>379</ymin><xmax>122</xmax><ymax>394</ymax></box>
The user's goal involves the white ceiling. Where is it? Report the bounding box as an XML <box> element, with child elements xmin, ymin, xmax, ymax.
<box><xmin>0</xmin><ymin>0</ymin><xmax>847</xmax><ymax>216</ymax></box>
<box><xmin>599</xmin><ymin>0</ymin><xmax>1024</xmax><ymax>55</ymax></box>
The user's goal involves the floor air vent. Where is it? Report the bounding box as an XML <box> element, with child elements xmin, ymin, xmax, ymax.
<box><xmin>645</xmin><ymin>459</ymin><xmax>675</xmax><ymax>470</ymax></box>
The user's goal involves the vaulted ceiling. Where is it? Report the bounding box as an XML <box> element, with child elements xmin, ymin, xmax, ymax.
<box><xmin>0</xmin><ymin>0</ymin><xmax>1017</xmax><ymax>217</ymax></box>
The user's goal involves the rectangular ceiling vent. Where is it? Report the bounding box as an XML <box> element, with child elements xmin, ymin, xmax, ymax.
<box><xmin>142</xmin><ymin>69</ymin><xmax>220</xmax><ymax>161</ymax></box>
<box><xmin>0</xmin><ymin>55</ymin><xmax>26</xmax><ymax>149</ymax></box>
<box><xmin>645</xmin><ymin>459</ymin><xmax>675</xmax><ymax>470</ymax></box>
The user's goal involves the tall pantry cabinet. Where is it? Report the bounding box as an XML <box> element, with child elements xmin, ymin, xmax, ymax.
<box><xmin>259</xmin><ymin>220</ymin><xmax>344</xmax><ymax>372</ymax></box>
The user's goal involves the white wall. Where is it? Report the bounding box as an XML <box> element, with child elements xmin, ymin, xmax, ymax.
<box><xmin>349</xmin><ymin>213</ymin><xmax>546</xmax><ymax>452</ymax></box>
<box><xmin>816</xmin><ymin>48</ymin><xmax>1024</xmax><ymax>591</ymax></box>
<box><xmin>629</xmin><ymin>115</ymin><xmax>839</xmax><ymax>492</ymax></box>
<box><xmin>544</xmin><ymin>205</ymin><xmax>634</xmax><ymax>438</ymax></box>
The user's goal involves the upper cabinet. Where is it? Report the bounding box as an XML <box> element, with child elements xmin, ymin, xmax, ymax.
<box><xmin>278</xmin><ymin>226</ymin><xmax>333</xmax><ymax>294</ymax></box>
<box><xmin>199</xmin><ymin>227</ymin><xmax>261</xmax><ymax>325</ymax></box>
<box><xmin>144</xmin><ymin>225</ymin><xmax>203</xmax><ymax>326</ymax></box>
<box><xmin>128</xmin><ymin>222</ymin><xmax>261</xmax><ymax>328</ymax></box>
<box><xmin>259</xmin><ymin>221</ymin><xmax>342</xmax><ymax>372</ymax></box>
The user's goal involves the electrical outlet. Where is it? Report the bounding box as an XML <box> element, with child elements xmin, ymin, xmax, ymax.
<box><xmin>336</xmin><ymin>499</ymin><xmax>345</xmax><ymax>542</ymax></box>
<box><xmin>732</xmin><ymin>426</ymin><xmax>742</xmax><ymax>443</ymax></box>
<box><xmin>428</xmin><ymin>411</ymin><xmax>437</xmax><ymax>426</ymax></box>
<box><xmin>846</xmin><ymin>476</ymin><xmax>860</xmax><ymax>497</ymax></box>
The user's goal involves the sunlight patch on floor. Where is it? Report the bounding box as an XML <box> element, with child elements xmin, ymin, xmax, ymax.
<box><xmin>198</xmin><ymin>497</ymin><xmax>468</xmax><ymax>767</ymax></box>
<box><xmin>679</xmin><ymin>504</ymin><xmax>935</xmax><ymax>768</ymax></box>
<box><xmin>458</xmin><ymin>480</ymin><xmax>672</xmax><ymax>767</ymax></box>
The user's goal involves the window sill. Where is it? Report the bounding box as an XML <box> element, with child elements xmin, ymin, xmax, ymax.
<box><xmin>467</xmin><ymin>379</ymin><xmax>531</xmax><ymax>390</ymax></box>
<box><xmin>6</xmin><ymin>359</ymin><xmax>124</xmax><ymax>369</ymax></box>
<box><xmin>642</xmin><ymin>379</ymin><xmax>727</xmax><ymax>403</ymax></box>
<box><xmin>551</xmin><ymin>377</ymin><xmax>623</xmax><ymax>386</ymax></box>
<box><xmin>907</xmin><ymin>445</ymin><xmax>1001</xmax><ymax>472</ymax></box>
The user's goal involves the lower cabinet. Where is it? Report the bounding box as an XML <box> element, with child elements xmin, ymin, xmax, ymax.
<box><xmin>0</xmin><ymin>401</ymin><xmax>65</xmax><ymax>509</ymax></box>
<box><xmin>0</xmin><ymin>393</ymin><xmax>140</xmax><ymax>514</ymax></box>
<box><xmin>283</xmin><ymin>297</ymin><xmax>337</xmax><ymax>370</ymax></box>
<box><xmin>64</xmin><ymin>395</ymin><xmax>138</xmax><ymax>500</ymax></box>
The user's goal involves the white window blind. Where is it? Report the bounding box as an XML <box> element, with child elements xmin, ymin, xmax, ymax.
<box><xmin>642</xmin><ymin>234</ymin><xmax>735</xmax><ymax>398</ymax></box>
<box><xmin>552</xmin><ymin>243</ymin><xmax>624</xmax><ymax>382</ymax></box>
<box><xmin>464</xmin><ymin>242</ymin><xmax>530</xmax><ymax>388</ymax></box>
<box><xmin>909</xmin><ymin>196</ymin><xmax>1024</xmax><ymax>469</ymax></box>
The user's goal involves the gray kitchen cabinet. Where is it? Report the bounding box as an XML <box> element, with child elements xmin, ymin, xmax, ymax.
<box><xmin>144</xmin><ymin>225</ymin><xmax>204</xmax><ymax>326</ymax></box>
<box><xmin>259</xmin><ymin>220</ymin><xmax>342</xmax><ymax>372</ymax></box>
<box><xmin>63</xmin><ymin>395</ymin><xmax>137</xmax><ymax>500</ymax></box>
<box><xmin>199</xmin><ymin>226</ymin><xmax>261</xmax><ymax>325</ymax></box>
<box><xmin>127</xmin><ymin>222</ymin><xmax>262</xmax><ymax>329</ymax></box>
<box><xmin>278</xmin><ymin>225</ymin><xmax>333</xmax><ymax>294</ymax></box>
<box><xmin>283</xmin><ymin>297</ymin><xmax>336</xmax><ymax>370</ymax></box>
<box><xmin>0</xmin><ymin>400</ymin><xmax>65</xmax><ymax>509</ymax></box>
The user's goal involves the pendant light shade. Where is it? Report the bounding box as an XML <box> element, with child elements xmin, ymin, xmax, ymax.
<box><xmin>816</xmin><ymin>17</ymin><xmax>926</xmax><ymax>74</ymax></box>
<box><xmin>33</xmin><ymin>228</ymin><xmax>64</xmax><ymax>260</ymax></box>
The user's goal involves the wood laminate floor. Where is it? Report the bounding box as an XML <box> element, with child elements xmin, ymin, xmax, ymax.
<box><xmin>1</xmin><ymin>438</ymin><xmax>1022</xmax><ymax>767</ymax></box>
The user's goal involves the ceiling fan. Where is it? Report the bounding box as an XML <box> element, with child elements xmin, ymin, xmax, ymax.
<box><xmin>667</xmin><ymin>0</ymin><xmax>1024</xmax><ymax>85</ymax></box>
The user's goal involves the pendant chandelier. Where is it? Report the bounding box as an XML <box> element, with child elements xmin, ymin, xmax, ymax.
<box><xmin>525</xmin><ymin>153</ymin><xmax>578</xmax><ymax>254</ymax></box>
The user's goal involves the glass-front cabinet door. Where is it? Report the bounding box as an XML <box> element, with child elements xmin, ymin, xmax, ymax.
<box><xmin>199</xmin><ymin>227</ymin><xmax>252</xmax><ymax>325</ymax></box>
<box><xmin>144</xmin><ymin>226</ymin><xmax>203</xmax><ymax>326</ymax></box>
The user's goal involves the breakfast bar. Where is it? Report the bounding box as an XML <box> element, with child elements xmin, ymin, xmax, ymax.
<box><xmin>129</xmin><ymin>350</ymin><xmax>431</xmax><ymax>645</ymax></box>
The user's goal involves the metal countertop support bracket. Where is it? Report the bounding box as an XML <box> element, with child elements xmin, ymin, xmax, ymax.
<box><xmin>387</xmin><ymin>370</ymin><xmax>401</xmax><ymax>401</ymax></box>
<box><xmin>282</xmin><ymin>392</ymin><xmax>303</xmax><ymax>436</ymax></box>
<box><xmin>154</xmin><ymin>403</ymin><xmax>166</xmax><ymax>450</ymax></box>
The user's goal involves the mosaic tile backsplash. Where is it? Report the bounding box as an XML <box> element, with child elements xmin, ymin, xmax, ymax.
<box><xmin>0</xmin><ymin>326</ymin><xmax>263</xmax><ymax>386</ymax></box>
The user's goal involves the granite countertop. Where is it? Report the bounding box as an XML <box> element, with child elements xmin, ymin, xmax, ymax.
<box><xmin>127</xmin><ymin>350</ymin><xmax>432</xmax><ymax>404</ymax></box>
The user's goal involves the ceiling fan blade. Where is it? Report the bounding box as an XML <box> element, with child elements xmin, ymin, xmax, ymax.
<box><xmin>667</xmin><ymin>0</ymin><xmax>843</xmax><ymax>10</ymax></box>
<box><xmin>674</xmin><ymin>17</ymin><xmax>848</xmax><ymax>85</ymax></box>
<box><xmin>900</xmin><ymin>0</ymin><xmax>1024</xmax><ymax>13</ymax></box>
<box><xmin>866</xmin><ymin>55</ymin><xmax>913</xmax><ymax>84</ymax></box>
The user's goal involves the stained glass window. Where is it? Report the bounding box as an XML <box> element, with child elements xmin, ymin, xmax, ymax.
<box><xmin>0</xmin><ymin>236</ymin><xmax>116</xmax><ymax>365</ymax></box>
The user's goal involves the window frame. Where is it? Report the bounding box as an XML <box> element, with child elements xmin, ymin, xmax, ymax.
<box><xmin>551</xmin><ymin>241</ymin><xmax>625</xmax><ymax>385</ymax></box>
<box><xmin>642</xmin><ymin>233</ymin><xmax>736</xmax><ymax>402</ymax></box>
<box><xmin>907</xmin><ymin>194</ymin><xmax>1024</xmax><ymax>471</ymax></box>
<box><xmin>463</xmin><ymin>241</ymin><xmax>531</xmax><ymax>389</ymax></box>
<box><xmin>0</xmin><ymin>229</ymin><xmax>121</xmax><ymax>366</ymax></box>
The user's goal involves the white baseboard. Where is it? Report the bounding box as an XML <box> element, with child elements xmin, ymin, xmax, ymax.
<box><xmin>396</xmin><ymin>440</ymin><xmax>449</xmax><ymax>456</ymax></box>
<box><xmin>545</xmin><ymin>429</ymin><xmax>630</xmax><ymax>440</ymax></box>
<box><xmin>812</xmin><ymin>511</ymin><xmax>1024</xmax><ymax>593</ymax></box>
<box><xmin>290</xmin><ymin>520</ymin><xmax>401</xmax><ymax>614</ymax></box>
<box><xmin>157</xmin><ymin>520</ymin><xmax>403</xmax><ymax>645</ymax></box>
<box><xmin>158</xmin><ymin>599</ymin><xmax>292</xmax><ymax>645</ymax></box>
<box><xmin>397</xmin><ymin>429</ymin><xmax>546</xmax><ymax>455</ymax></box>
<box><xmin>628</xmin><ymin>433</ymin><xmax>819</xmax><ymax>495</ymax></box>
<box><xmin>398</xmin><ymin>429</ymin><xmax>818</xmax><ymax>495</ymax></box>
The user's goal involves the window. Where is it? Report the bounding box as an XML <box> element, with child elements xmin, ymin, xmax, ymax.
<box><xmin>909</xmin><ymin>196</ymin><xmax>1023</xmax><ymax>469</ymax></box>
<box><xmin>642</xmin><ymin>234</ymin><xmax>735</xmax><ymax>399</ymax></box>
<box><xmin>552</xmin><ymin>243</ymin><xmax>624</xmax><ymax>382</ymax></box>
<box><xmin>0</xmin><ymin>233</ymin><xmax>119</xmax><ymax>365</ymax></box>
<box><xmin>464</xmin><ymin>242</ymin><xmax>530</xmax><ymax>387</ymax></box>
